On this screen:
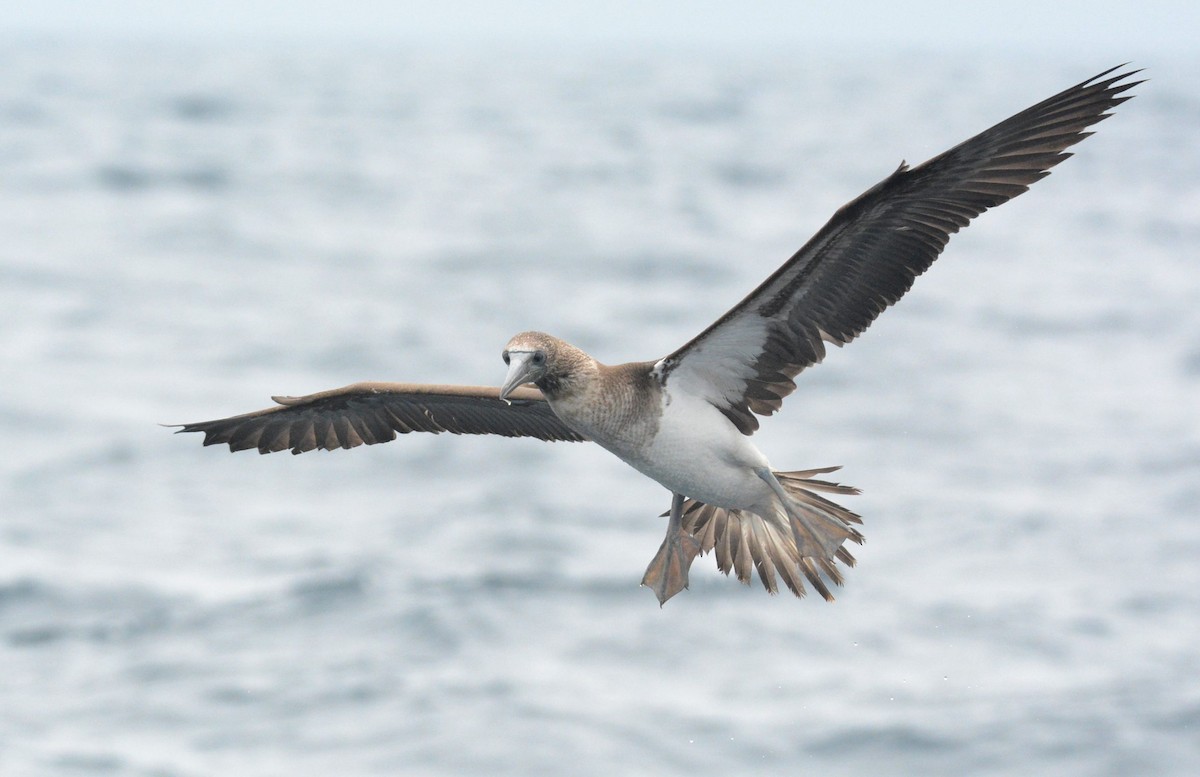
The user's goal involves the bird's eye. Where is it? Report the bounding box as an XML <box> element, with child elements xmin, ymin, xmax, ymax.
<box><xmin>502</xmin><ymin>351</ymin><xmax>510</xmax><ymax>365</ymax></box>
<box><xmin>532</xmin><ymin>351</ymin><xmax>545</xmax><ymax>365</ymax></box>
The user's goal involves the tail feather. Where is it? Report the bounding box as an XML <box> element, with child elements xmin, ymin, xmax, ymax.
<box><xmin>678</xmin><ymin>466</ymin><xmax>864</xmax><ymax>601</ymax></box>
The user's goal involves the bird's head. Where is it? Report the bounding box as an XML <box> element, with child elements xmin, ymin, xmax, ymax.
<box><xmin>500</xmin><ymin>331</ymin><xmax>585</xmax><ymax>400</ymax></box>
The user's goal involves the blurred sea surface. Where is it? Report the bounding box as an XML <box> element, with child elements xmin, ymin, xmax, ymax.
<box><xmin>1</xmin><ymin>39</ymin><xmax>1198</xmax><ymax>777</ymax></box>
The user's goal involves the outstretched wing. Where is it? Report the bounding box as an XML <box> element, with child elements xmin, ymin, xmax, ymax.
<box><xmin>172</xmin><ymin>382</ymin><xmax>586</xmax><ymax>454</ymax></box>
<box><xmin>658</xmin><ymin>65</ymin><xmax>1140</xmax><ymax>434</ymax></box>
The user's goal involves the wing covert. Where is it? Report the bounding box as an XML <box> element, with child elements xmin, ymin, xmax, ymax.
<box><xmin>659</xmin><ymin>65</ymin><xmax>1140</xmax><ymax>435</ymax></box>
<box><xmin>172</xmin><ymin>382</ymin><xmax>586</xmax><ymax>454</ymax></box>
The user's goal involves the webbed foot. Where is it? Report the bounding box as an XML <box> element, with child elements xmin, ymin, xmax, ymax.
<box><xmin>640</xmin><ymin>493</ymin><xmax>700</xmax><ymax>606</ymax></box>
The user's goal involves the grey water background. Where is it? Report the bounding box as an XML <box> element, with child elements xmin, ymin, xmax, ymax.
<box><xmin>2</xmin><ymin>38</ymin><xmax>1198</xmax><ymax>777</ymax></box>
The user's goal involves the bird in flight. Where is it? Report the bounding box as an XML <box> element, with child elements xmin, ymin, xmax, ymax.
<box><xmin>175</xmin><ymin>66</ymin><xmax>1139</xmax><ymax>605</ymax></box>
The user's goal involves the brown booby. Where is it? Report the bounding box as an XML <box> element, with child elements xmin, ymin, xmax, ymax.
<box><xmin>174</xmin><ymin>66</ymin><xmax>1138</xmax><ymax>605</ymax></box>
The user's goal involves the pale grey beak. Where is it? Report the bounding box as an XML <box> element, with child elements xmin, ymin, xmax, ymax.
<box><xmin>499</xmin><ymin>352</ymin><xmax>537</xmax><ymax>400</ymax></box>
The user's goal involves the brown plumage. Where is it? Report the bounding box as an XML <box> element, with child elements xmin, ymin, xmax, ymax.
<box><xmin>659</xmin><ymin>64</ymin><xmax>1141</xmax><ymax>434</ymax></box>
<box><xmin>174</xmin><ymin>383</ymin><xmax>585</xmax><ymax>453</ymax></box>
<box><xmin>174</xmin><ymin>66</ymin><xmax>1139</xmax><ymax>605</ymax></box>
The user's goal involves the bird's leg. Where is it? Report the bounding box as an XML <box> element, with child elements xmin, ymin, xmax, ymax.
<box><xmin>641</xmin><ymin>492</ymin><xmax>701</xmax><ymax>606</ymax></box>
<box><xmin>754</xmin><ymin>467</ymin><xmax>849</xmax><ymax>559</ymax></box>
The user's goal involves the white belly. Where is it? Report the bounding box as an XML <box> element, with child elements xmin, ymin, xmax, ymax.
<box><xmin>617</xmin><ymin>390</ymin><xmax>774</xmax><ymax>509</ymax></box>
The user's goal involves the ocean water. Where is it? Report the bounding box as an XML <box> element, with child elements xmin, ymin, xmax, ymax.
<box><xmin>1</xmin><ymin>39</ymin><xmax>1198</xmax><ymax>776</ymax></box>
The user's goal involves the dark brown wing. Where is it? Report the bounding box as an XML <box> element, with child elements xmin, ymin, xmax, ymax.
<box><xmin>171</xmin><ymin>382</ymin><xmax>586</xmax><ymax>454</ymax></box>
<box><xmin>659</xmin><ymin>65</ymin><xmax>1141</xmax><ymax>434</ymax></box>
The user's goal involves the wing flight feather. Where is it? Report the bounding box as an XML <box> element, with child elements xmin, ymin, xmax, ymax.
<box><xmin>172</xmin><ymin>382</ymin><xmax>586</xmax><ymax>454</ymax></box>
<box><xmin>659</xmin><ymin>66</ymin><xmax>1141</xmax><ymax>434</ymax></box>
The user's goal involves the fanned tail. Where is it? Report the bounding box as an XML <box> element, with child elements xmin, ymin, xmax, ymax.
<box><xmin>677</xmin><ymin>466</ymin><xmax>863</xmax><ymax>601</ymax></box>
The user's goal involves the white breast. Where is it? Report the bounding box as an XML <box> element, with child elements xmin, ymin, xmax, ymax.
<box><xmin>626</xmin><ymin>388</ymin><xmax>773</xmax><ymax>509</ymax></box>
